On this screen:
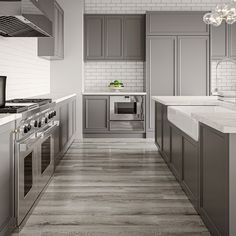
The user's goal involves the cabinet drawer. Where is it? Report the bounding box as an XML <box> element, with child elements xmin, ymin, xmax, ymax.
<box><xmin>110</xmin><ymin>121</ymin><xmax>144</xmax><ymax>132</ymax></box>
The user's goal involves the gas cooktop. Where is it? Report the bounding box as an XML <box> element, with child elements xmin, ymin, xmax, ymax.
<box><xmin>0</xmin><ymin>98</ymin><xmax>53</xmax><ymax>114</ymax></box>
<box><xmin>0</xmin><ymin>106</ymin><xmax>28</xmax><ymax>113</ymax></box>
<box><xmin>7</xmin><ymin>98</ymin><xmax>52</xmax><ymax>106</ymax></box>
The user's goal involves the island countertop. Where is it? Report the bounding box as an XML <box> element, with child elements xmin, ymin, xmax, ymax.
<box><xmin>152</xmin><ymin>96</ymin><xmax>219</xmax><ymax>106</ymax></box>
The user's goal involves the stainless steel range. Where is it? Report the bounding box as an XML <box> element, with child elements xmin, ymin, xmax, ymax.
<box><xmin>2</xmin><ymin>98</ymin><xmax>59</xmax><ymax>229</ymax></box>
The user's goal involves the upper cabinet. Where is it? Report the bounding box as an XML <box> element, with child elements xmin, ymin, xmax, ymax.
<box><xmin>38</xmin><ymin>0</ymin><xmax>64</xmax><ymax>60</ymax></box>
<box><xmin>146</xmin><ymin>12</ymin><xmax>209</xmax><ymax>36</ymax></box>
<box><xmin>84</xmin><ymin>14</ymin><xmax>145</xmax><ymax>61</ymax></box>
<box><xmin>211</xmin><ymin>23</ymin><xmax>236</xmax><ymax>60</ymax></box>
<box><xmin>123</xmin><ymin>15</ymin><xmax>145</xmax><ymax>60</ymax></box>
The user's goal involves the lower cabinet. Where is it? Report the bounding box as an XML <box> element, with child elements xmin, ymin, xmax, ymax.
<box><xmin>54</xmin><ymin>96</ymin><xmax>76</xmax><ymax>167</ymax></box>
<box><xmin>170</xmin><ymin>127</ymin><xmax>183</xmax><ymax>181</ymax></box>
<box><xmin>155</xmin><ymin>102</ymin><xmax>163</xmax><ymax>150</ymax></box>
<box><xmin>200</xmin><ymin>124</ymin><xmax>229</xmax><ymax>236</ymax></box>
<box><xmin>83</xmin><ymin>96</ymin><xmax>109</xmax><ymax>133</ymax></box>
<box><xmin>182</xmin><ymin>136</ymin><xmax>199</xmax><ymax>209</ymax></box>
<box><xmin>0</xmin><ymin>121</ymin><xmax>15</xmax><ymax>236</ymax></box>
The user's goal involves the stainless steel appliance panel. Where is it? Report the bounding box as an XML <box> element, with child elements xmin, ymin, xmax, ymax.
<box><xmin>110</xmin><ymin>95</ymin><xmax>144</xmax><ymax>121</ymax></box>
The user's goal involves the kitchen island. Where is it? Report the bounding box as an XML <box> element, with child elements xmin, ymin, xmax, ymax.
<box><xmin>153</xmin><ymin>96</ymin><xmax>236</xmax><ymax>236</ymax></box>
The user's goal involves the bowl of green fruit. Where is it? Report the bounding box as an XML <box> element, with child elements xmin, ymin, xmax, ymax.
<box><xmin>108</xmin><ymin>80</ymin><xmax>124</xmax><ymax>92</ymax></box>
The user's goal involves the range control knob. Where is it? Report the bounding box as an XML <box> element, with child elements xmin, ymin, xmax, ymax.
<box><xmin>27</xmin><ymin>124</ymin><xmax>32</xmax><ymax>131</ymax></box>
<box><xmin>53</xmin><ymin>111</ymin><xmax>57</xmax><ymax>117</ymax></box>
<box><xmin>23</xmin><ymin>126</ymin><xmax>28</xmax><ymax>134</ymax></box>
<box><xmin>45</xmin><ymin>117</ymin><xmax>48</xmax><ymax>123</ymax></box>
<box><xmin>48</xmin><ymin>113</ymin><xmax>52</xmax><ymax>119</ymax></box>
<box><xmin>34</xmin><ymin>120</ymin><xmax>38</xmax><ymax>128</ymax></box>
<box><xmin>38</xmin><ymin>121</ymin><xmax>42</xmax><ymax>128</ymax></box>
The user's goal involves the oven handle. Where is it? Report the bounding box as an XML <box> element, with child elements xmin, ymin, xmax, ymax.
<box><xmin>16</xmin><ymin>135</ymin><xmax>41</xmax><ymax>152</ymax></box>
<box><xmin>37</xmin><ymin>121</ymin><xmax>59</xmax><ymax>139</ymax></box>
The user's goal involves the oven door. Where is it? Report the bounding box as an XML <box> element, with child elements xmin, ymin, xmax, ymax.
<box><xmin>110</xmin><ymin>96</ymin><xmax>144</xmax><ymax>121</ymax></box>
<box><xmin>16</xmin><ymin>136</ymin><xmax>40</xmax><ymax>225</ymax></box>
<box><xmin>37</xmin><ymin>123</ymin><xmax>58</xmax><ymax>193</ymax></box>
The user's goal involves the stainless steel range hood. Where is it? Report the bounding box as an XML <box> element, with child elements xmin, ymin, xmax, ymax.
<box><xmin>0</xmin><ymin>0</ymin><xmax>52</xmax><ymax>37</ymax></box>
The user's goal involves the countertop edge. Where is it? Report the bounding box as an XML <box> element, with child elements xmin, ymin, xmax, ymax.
<box><xmin>82</xmin><ymin>92</ymin><xmax>147</xmax><ymax>95</ymax></box>
<box><xmin>54</xmin><ymin>93</ymin><xmax>77</xmax><ymax>104</ymax></box>
<box><xmin>0</xmin><ymin>114</ymin><xmax>22</xmax><ymax>127</ymax></box>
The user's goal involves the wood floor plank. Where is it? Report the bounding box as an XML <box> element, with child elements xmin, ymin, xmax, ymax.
<box><xmin>12</xmin><ymin>138</ymin><xmax>210</xmax><ymax>236</ymax></box>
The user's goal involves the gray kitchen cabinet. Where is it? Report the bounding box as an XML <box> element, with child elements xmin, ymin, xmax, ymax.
<box><xmin>200</xmin><ymin>124</ymin><xmax>229</xmax><ymax>236</ymax></box>
<box><xmin>146</xmin><ymin>12</ymin><xmax>209</xmax><ymax>36</ymax></box>
<box><xmin>155</xmin><ymin>102</ymin><xmax>163</xmax><ymax>150</ymax></box>
<box><xmin>54</xmin><ymin>96</ymin><xmax>76</xmax><ymax>167</ymax></box>
<box><xmin>228</xmin><ymin>24</ymin><xmax>236</xmax><ymax>59</ymax></box>
<box><xmin>211</xmin><ymin>23</ymin><xmax>227</xmax><ymax>59</ymax></box>
<box><xmin>84</xmin><ymin>14</ymin><xmax>145</xmax><ymax>61</ymax></box>
<box><xmin>38</xmin><ymin>0</ymin><xmax>64</xmax><ymax>60</ymax></box>
<box><xmin>162</xmin><ymin>106</ymin><xmax>171</xmax><ymax>162</ymax></box>
<box><xmin>154</xmin><ymin>102</ymin><xmax>171</xmax><ymax>163</ymax></box>
<box><xmin>105</xmin><ymin>16</ymin><xmax>123</xmax><ymax>59</ymax></box>
<box><xmin>85</xmin><ymin>15</ymin><xmax>105</xmax><ymax>60</ymax></box>
<box><xmin>178</xmin><ymin>36</ymin><xmax>209</xmax><ymax>96</ymax></box>
<box><xmin>211</xmin><ymin>23</ymin><xmax>236</xmax><ymax>59</ymax></box>
<box><xmin>170</xmin><ymin>126</ymin><xmax>183</xmax><ymax>181</ymax></box>
<box><xmin>146</xmin><ymin>36</ymin><xmax>176</xmax><ymax>135</ymax></box>
<box><xmin>123</xmin><ymin>15</ymin><xmax>145</xmax><ymax>60</ymax></box>
<box><xmin>182</xmin><ymin>136</ymin><xmax>199</xmax><ymax>209</ymax></box>
<box><xmin>146</xmin><ymin>16</ymin><xmax>209</xmax><ymax>136</ymax></box>
<box><xmin>59</xmin><ymin>102</ymin><xmax>69</xmax><ymax>151</ymax></box>
<box><xmin>83</xmin><ymin>96</ymin><xmax>109</xmax><ymax>133</ymax></box>
<box><xmin>0</xmin><ymin>121</ymin><xmax>15</xmax><ymax>236</ymax></box>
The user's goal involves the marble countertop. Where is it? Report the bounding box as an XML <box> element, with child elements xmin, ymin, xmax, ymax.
<box><xmin>83</xmin><ymin>91</ymin><xmax>147</xmax><ymax>96</ymax></box>
<box><xmin>192</xmin><ymin>111</ymin><xmax>236</xmax><ymax>133</ymax></box>
<box><xmin>152</xmin><ymin>96</ymin><xmax>219</xmax><ymax>106</ymax></box>
<box><xmin>0</xmin><ymin>114</ymin><xmax>22</xmax><ymax>127</ymax></box>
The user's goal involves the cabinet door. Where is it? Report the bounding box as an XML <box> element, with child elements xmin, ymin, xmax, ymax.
<box><xmin>200</xmin><ymin>125</ymin><xmax>229</xmax><ymax>236</ymax></box>
<box><xmin>162</xmin><ymin>106</ymin><xmax>171</xmax><ymax>163</ymax></box>
<box><xmin>105</xmin><ymin>16</ymin><xmax>123</xmax><ymax>59</ymax></box>
<box><xmin>54</xmin><ymin>1</ymin><xmax>64</xmax><ymax>59</ymax></box>
<box><xmin>229</xmin><ymin>24</ymin><xmax>236</xmax><ymax>59</ymax></box>
<box><xmin>83</xmin><ymin>96</ymin><xmax>109</xmax><ymax>133</ymax></box>
<box><xmin>85</xmin><ymin>16</ymin><xmax>104</xmax><ymax>60</ymax></box>
<box><xmin>171</xmin><ymin>127</ymin><xmax>183</xmax><ymax>181</ymax></box>
<box><xmin>0</xmin><ymin>122</ymin><xmax>14</xmax><ymax>235</ymax></box>
<box><xmin>146</xmin><ymin>36</ymin><xmax>176</xmax><ymax>134</ymax></box>
<box><xmin>183</xmin><ymin>137</ymin><xmax>199</xmax><ymax>207</ymax></box>
<box><xmin>147</xmin><ymin>12</ymin><xmax>209</xmax><ymax>36</ymax></box>
<box><xmin>123</xmin><ymin>15</ymin><xmax>145</xmax><ymax>60</ymax></box>
<box><xmin>155</xmin><ymin>102</ymin><xmax>163</xmax><ymax>150</ymax></box>
<box><xmin>211</xmin><ymin>23</ymin><xmax>228</xmax><ymax>59</ymax></box>
<box><xmin>59</xmin><ymin>103</ymin><xmax>69</xmax><ymax>150</ymax></box>
<box><xmin>178</xmin><ymin>36</ymin><xmax>209</xmax><ymax>96</ymax></box>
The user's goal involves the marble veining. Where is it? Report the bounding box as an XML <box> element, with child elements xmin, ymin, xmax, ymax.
<box><xmin>12</xmin><ymin>138</ymin><xmax>209</xmax><ymax>236</ymax></box>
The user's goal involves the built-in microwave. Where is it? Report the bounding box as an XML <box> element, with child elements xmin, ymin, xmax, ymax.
<box><xmin>110</xmin><ymin>96</ymin><xmax>144</xmax><ymax>121</ymax></box>
<box><xmin>110</xmin><ymin>96</ymin><xmax>145</xmax><ymax>132</ymax></box>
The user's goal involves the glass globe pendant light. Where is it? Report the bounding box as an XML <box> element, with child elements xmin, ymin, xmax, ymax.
<box><xmin>203</xmin><ymin>0</ymin><xmax>236</xmax><ymax>26</ymax></box>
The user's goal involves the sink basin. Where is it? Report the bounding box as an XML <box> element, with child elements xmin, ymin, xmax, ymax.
<box><xmin>167</xmin><ymin>106</ymin><xmax>235</xmax><ymax>141</ymax></box>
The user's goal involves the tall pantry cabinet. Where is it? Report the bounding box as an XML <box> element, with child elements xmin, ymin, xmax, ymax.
<box><xmin>146</xmin><ymin>12</ymin><xmax>210</xmax><ymax>137</ymax></box>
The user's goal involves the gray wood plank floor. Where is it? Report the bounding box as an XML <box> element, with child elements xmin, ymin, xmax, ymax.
<box><xmin>12</xmin><ymin>138</ymin><xmax>210</xmax><ymax>236</ymax></box>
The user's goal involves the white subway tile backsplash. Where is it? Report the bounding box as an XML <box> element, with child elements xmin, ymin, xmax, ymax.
<box><xmin>84</xmin><ymin>61</ymin><xmax>144</xmax><ymax>92</ymax></box>
<box><xmin>0</xmin><ymin>37</ymin><xmax>50</xmax><ymax>99</ymax></box>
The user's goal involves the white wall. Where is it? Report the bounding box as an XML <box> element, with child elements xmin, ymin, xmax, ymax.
<box><xmin>0</xmin><ymin>37</ymin><xmax>50</xmax><ymax>99</ymax></box>
<box><xmin>50</xmin><ymin>0</ymin><xmax>84</xmax><ymax>139</ymax></box>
